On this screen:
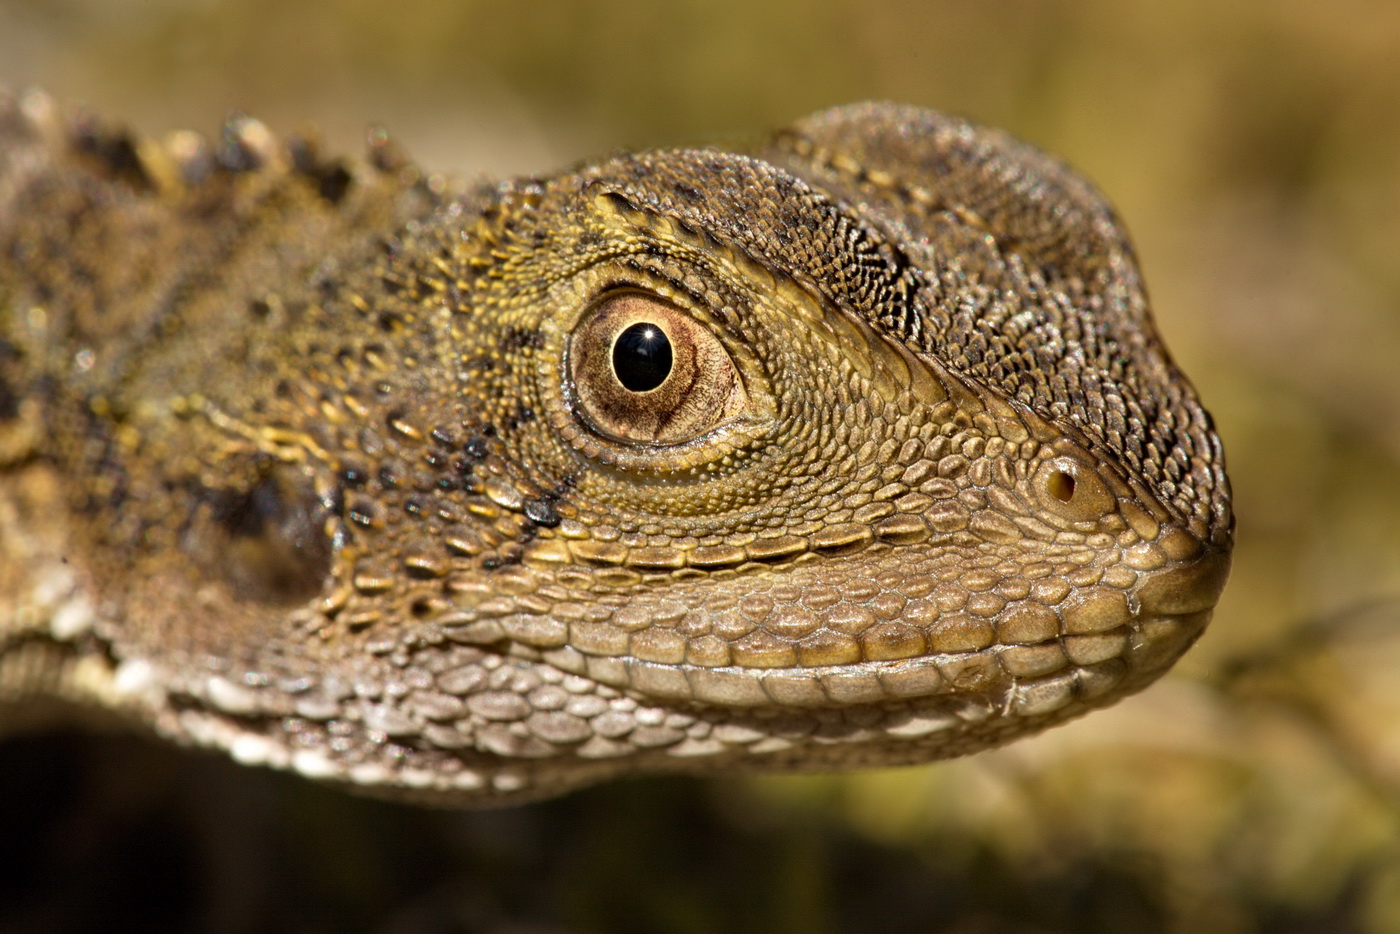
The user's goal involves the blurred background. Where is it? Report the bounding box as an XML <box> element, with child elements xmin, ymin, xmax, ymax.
<box><xmin>3</xmin><ymin>0</ymin><xmax>1400</xmax><ymax>931</ymax></box>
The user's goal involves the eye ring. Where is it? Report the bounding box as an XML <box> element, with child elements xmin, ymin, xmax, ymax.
<box><xmin>567</xmin><ymin>289</ymin><xmax>749</xmax><ymax>447</ymax></box>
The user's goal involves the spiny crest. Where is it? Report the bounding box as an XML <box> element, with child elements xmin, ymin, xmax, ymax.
<box><xmin>0</xmin><ymin>85</ymin><xmax>424</xmax><ymax>205</ymax></box>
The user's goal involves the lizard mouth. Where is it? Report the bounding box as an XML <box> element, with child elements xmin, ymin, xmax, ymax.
<box><xmin>519</xmin><ymin>535</ymin><xmax>1231</xmax><ymax>723</ymax></box>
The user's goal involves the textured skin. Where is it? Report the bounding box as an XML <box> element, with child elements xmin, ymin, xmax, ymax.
<box><xmin>0</xmin><ymin>90</ymin><xmax>1232</xmax><ymax>804</ymax></box>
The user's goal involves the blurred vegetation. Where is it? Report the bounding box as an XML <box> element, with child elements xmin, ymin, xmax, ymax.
<box><xmin>3</xmin><ymin>0</ymin><xmax>1400</xmax><ymax>931</ymax></box>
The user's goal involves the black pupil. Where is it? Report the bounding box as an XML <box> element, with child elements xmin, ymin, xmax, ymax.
<box><xmin>612</xmin><ymin>322</ymin><xmax>673</xmax><ymax>393</ymax></box>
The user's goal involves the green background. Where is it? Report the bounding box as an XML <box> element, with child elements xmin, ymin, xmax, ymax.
<box><xmin>4</xmin><ymin>1</ymin><xmax>1400</xmax><ymax>931</ymax></box>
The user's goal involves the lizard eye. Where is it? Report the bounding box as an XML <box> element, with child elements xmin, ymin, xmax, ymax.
<box><xmin>612</xmin><ymin>322</ymin><xmax>672</xmax><ymax>392</ymax></box>
<box><xmin>569</xmin><ymin>291</ymin><xmax>748</xmax><ymax>445</ymax></box>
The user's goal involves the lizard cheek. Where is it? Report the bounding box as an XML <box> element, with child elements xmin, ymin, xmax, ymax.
<box><xmin>567</xmin><ymin>290</ymin><xmax>749</xmax><ymax>446</ymax></box>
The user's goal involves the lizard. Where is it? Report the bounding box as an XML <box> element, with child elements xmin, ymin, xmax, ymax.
<box><xmin>0</xmin><ymin>89</ymin><xmax>1233</xmax><ymax>805</ymax></box>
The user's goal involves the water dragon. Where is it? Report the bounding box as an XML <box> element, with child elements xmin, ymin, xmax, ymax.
<box><xmin>0</xmin><ymin>90</ymin><xmax>1232</xmax><ymax>804</ymax></box>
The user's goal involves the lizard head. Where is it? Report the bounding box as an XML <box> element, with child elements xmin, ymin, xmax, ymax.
<box><xmin>22</xmin><ymin>99</ymin><xmax>1230</xmax><ymax>802</ymax></box>
<box><xmin>203</xmin><ymin>103</ymin><xmax>1229</xmax><ymax>799</ymax></box>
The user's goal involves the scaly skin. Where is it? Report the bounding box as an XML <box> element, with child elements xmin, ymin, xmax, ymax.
<box><xmin>0</xmin><ymin>90</ymin><xmax>1232</xmax><ymax>804</ymax></box>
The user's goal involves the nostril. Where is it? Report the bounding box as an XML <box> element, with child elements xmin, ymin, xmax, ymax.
<box><xmin>1047</xmin><ymin>469</ymin><xmax>1076</xmax><ymax>503</ymax></box>
<box><xmin>1033</xmin><ymin>455</ymin><xmax>1116</xmax><ymax>520</ymax></box>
